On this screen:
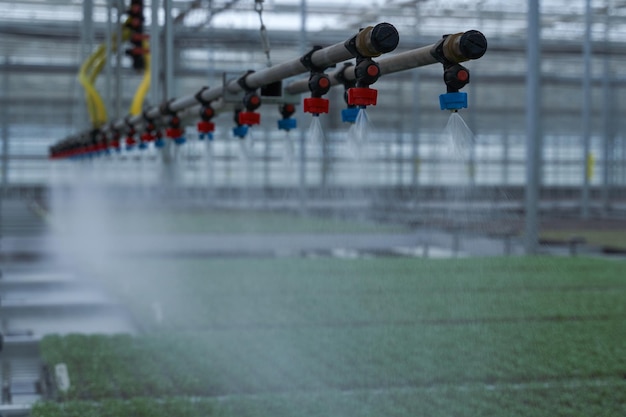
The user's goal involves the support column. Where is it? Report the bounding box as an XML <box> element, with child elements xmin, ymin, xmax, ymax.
<box><xmin>581</xmin><ymin>0</ymin><xmax>593</xmax><ymax>219</ymax></box>
<box><xmin>524</xmin><ymin>0</ymin><xmax>542</xmax><ymax>254</ymax></box>
<box><xmin>410</xmin><ymin>2</ymin><xmax>421</xmax><ymax>193</ymax></box>
<box><xmin>601</xmin><ymin>0</ymin><xmax>613</xmax><ymax>214</ymax></box>
<box><xmin>105</xmin><ymin>0</ymin><xmax>113</xmax><ymax>115</ymax></box>
<box><xmin>151</xmin><ymin>0</ymin><xmax>161</xmax><ymax>105</ymax></box>
<box><xmin>298</xmin><ymin>0</ymin><xmax>307</xmax><ymax>213</ymax></box>
<box><xmin>1</xmin><ymin>61</ymin><xmax>9</xmax><ymax>190</ymax></box>
<box><xmin>80</xmin><ymin>0</ymin><xmax>95</xmax><ymax>130</ymax></box>
<box><xmin>162</xmin><ymin>0</ymin><xmax>176</xmax><ymax>181</ymax></box>
<box><xmin>115</xmin><ymin>0</ymin><xmax>124</xmax><ymax>119</ymax></box>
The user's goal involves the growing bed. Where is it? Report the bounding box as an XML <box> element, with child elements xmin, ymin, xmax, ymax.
<box><xmin>34</xmin><ymin>257</ymin><xmax>626</xmax><ymax>416</ymax></box>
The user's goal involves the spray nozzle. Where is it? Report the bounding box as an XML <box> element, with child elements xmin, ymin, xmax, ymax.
<box><xmin>197</xmin><ymin>104</ymin><xmax>216</xmax><ymax>141</ymax></box>
<box><xmin>347</xmin><ymin>57</ymin><xmax>380</xmax><ymax>108</ymax></box>
<box><xmin>278</xmin><ymin>103</ymin><xmax>297</xmax><ymax>131</ymax></box>
<box><xmin>439</xmin><ymin>64</ymin><xmax>470</xmax><ymax>111</ymax></box>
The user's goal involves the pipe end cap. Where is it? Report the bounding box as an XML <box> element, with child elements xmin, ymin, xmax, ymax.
<box><xmin>371</xmin><ymin>23</ymin><xmax>400</xmax><ymax>54</ymax></box>
<box><xmin>460</xmin><ymin>30</ymin><xmax>487</xmax><ymax>60</ymax></box>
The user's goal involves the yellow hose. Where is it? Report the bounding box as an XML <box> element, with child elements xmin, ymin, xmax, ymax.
<box><xmin>78</xmin><ymin>44</ymin><xmax>107</xmax><ymax>127</ymax></box>
<box><xmin>129</xmin><ymin>37</ymin><xmax>151</xmax><ymax>116</ymax></box>
<box><xmin>78</xmin><ymin>23</ymin><xmax>132</xmax><ymax>128</ymax></box>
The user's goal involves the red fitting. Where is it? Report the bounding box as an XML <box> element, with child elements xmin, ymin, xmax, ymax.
<box><xmin>197</xmin><ymin>121</ymin><xmax>215</xmax><ymax>134</ymax></box>
<box><xmin>165</xmin><ymin>128</ymin><xmax>184</xmax><ymax>139</ymax></box>
<box><xmin>141</xmin><ymin>132</ymin><xmax>155</xmax><ymax>142</ymax></box>
<box><xmin>126</xmin><ymin>136</ymin><xmax>137</xmax><ymax>147</ymax></box>
<box><xmin>238</xmin><ymin>111</ymin><xmax>261</xmax><ymax>126</ymax></box>
<box><xmin>347</xmin><ymin>88</ymin><xmax>378</xmax><ymax>107</ymax></box>
<box><xmin>303</xmin><ymin>97</ymin><xmax>329</xmax><ymax>114</ymax></box>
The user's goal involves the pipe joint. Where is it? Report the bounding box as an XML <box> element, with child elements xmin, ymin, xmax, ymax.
<box><xmin>346</xmin><ymin>23</ymin><xmax>399</xmax><ymax>58</ymax></box>
<box><xmin>431</xmin><ymin>30</ymin><xmax>487</xmax><ymax>66</ymax></box>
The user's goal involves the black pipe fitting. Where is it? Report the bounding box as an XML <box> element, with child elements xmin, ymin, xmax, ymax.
<box><xmin>243</xmin><ymin>91</ymin><xmax>262</xmax><ymax>112</ymax></box>
<box><xmin>345</xmin><ymin>23</ymin><xmax>399</xmax><ymax>58</ymax></box>
<box><xmin>300</xmin><ymin>46</ymin><xmax>327</xmax><ymax>73</ymax></box>
<box><xmin>200</xmin><ymin>105</ymin><xmax>215</xmax><ymax>121</ymax></box>
<box><xmin>279</xmin><ymin>103</ymin><xmax>296</xmax><ymax>119</ymax></box>
<box><xmin>459</xmin><ymin>30</ymin><xmax>488</xmax><ymax>60</ymax></box>
<box><xmin>308</xmin><ymin>73</ymin><xmax>331</xmax><ymax>98</ymax></box>
<box><xmin>443</xmin><ymin>64</ymin><xmax>470</xmax><ymax>93</ymax></box>
<box><xmin>370</xmin><ymin>23</ymin><xmax>400</xmax><ymax>54</ymax></box>
<box><xmin>354</xmin><ymin>58</ymin><xmax>380</xmax><ymax>88</ymax></box>
<box><xmin>431</xmin><ymin>30</ymin><xmax>487</xmax><ymax>66</ymax></box>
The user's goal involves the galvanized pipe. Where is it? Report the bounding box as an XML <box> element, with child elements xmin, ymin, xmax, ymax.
<box><xmin>102</xmin><ymin>23</ymin><xmax>399</xmax><ymax>133</ymax></box>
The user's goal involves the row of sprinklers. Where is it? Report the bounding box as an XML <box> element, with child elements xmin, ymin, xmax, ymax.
<box><xmin>49</xmin><ymin>0</ymin><xmax>487</xmax><ymax>160</ymax></box>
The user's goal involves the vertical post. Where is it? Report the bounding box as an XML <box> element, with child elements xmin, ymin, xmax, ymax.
<box><xmin>298</xmin><ymin>0</ymin><xmax>307</xmax><ymax>213</ymax></box>
<box><xmin>524</xmin><ymin>0</ymin><xmax>542</xmax><ymax>254</ymax></box>
<box><xmin>151</xmin><ymin>0</ymin><xmax>161</xmax><ymax>105</ymax></box>
<box><xmin>115</xmin><ymin>0</ymin><xmax>124</xmax><ymax>119</ymax></box>
<box><xmin>581</xmin><ymin>0</ymin><xmax>593</xmax><ymax>219</ymax></box>
<box><xmin>162</xmin><ymin>0</ymin><xmax>175</xmax><ymax>181</ymax></box>
<box><xmin>1</xmin><ymin>61</ymin><xmax>9</xmax><ymax>190</ymax></box>
<box><xmin>80</xmin><ymin>0</ymin><xmax>95</xmax><ymax>130</ymax></box>
<box><xmin>105</xmin><ymin>0</ymin><xmax>113</xmax><ymax>115</ymax></box>
<box><xmin>601</xmin><ymin>0</ymin><xmax>613</xmax><ymax>214</ymax></box>
<box><xmin>411</xmin><ymin>2</ymin><xmax>421</xmax><ymax>193</ymax></box>
<box><xmin>163</xmin><ymin>0</ymin><xmax>174</xmax><ymax>100</ymax></box>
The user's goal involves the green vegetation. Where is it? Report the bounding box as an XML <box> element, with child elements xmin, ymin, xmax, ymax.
<box><xmin>36</xmin><ymin>257</ymin><xmax>626</xmax><ymax>416</ymax></box>
<box><xmin>541</xmin><ymin>229</ymin><xmax>626</xmax><ymax>250</ymax></box>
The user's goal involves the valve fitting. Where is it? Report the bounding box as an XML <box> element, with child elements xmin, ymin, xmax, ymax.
<box><xmin>195</xmin><ymin>86</ymin><xmax>216</xmax><ymax>140</ymax></box>
<box><xmin>278</xmin><ymin>103</ymin><xmax>297</xmax><ymax>131</ymax></box>
<box><xmin>237</xmin><ymin>74</ymin><xmax>262</xmax><ymax>126</ymax></box>
<box><xmin>233</xmin><ymin>109</ymin><xmax>249</xmax><ymax>139</ymax></box>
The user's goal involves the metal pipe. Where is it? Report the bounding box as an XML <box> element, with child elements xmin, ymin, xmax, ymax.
<box><xmin>524</xmin><ymin>0</ymin><xmax>542</xmax><ymax>254</ymax></box>
<box><xmin>285</xmin><ymin>30</ymin><xmax>487</xmax><ymax>95</ymax></box>
<box><xmin>98</xmin><ymin>23</ymin><xmax>399</xmax><ymax>134</ymax></box>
